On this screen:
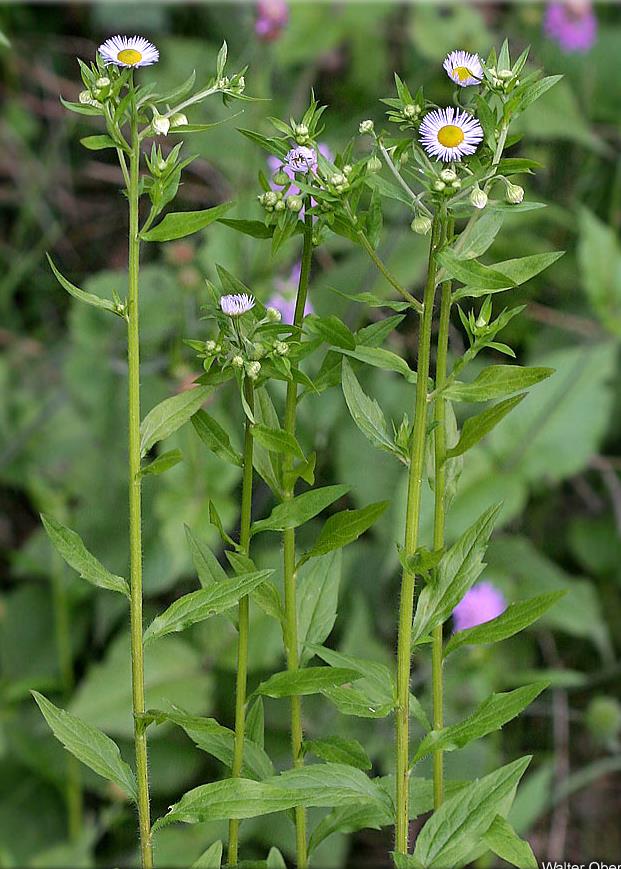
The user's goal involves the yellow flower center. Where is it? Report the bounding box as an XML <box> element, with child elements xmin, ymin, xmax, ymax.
<box><xmin>117</xmin><ymin>48</ymin><xmax>143</xmax><ymax>65</ymax></box>
<box><xmin>452</xmin><ymin>65</ymin><xmax>473</xmax><ymax>82</ymax></box>
<box><xmin>437</xmin><ymin>124</ymin><xmax>465</xmax><ymax>148</ymax></box>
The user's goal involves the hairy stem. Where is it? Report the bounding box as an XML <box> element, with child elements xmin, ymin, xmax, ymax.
<box><xmin>395</xmin><ymin>213</ymin><xmax>442</xmax><ymax>857</ymax></box>
<box><xmin>431</xmin><ymin>215</ymin><xmax>454</xmax><ymax>810</ymax></box>
<box><xmin>280</xmin><ymin>211</ymin><xmax>313</xmax><ymax>869</ymax></box>
<box><xmin>228</xmin><ymin>378</ymin><xmax>255</xmax><ymax>866</ymax></box>
<box><xmin>126</xmin><ymin>82</ymin><xmax>153</xmax><ymax>869</ymax></box>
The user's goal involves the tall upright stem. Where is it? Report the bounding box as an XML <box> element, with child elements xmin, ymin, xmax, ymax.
<box><xmin>228</xmin><ymin>379</ymin><xmax>255</xmax><ymax>866</ymax></box>
<box><xmin>431</xmin><ymin>215</ymin><xmax>453</xmax><ymax>810</ymax></box>
<box><xmin>395</xmin><ymin>213</ymin><xmax>442</xmax><ymax>857</ymax></box>
<box><xmin>126</xmin><ymin>84</ymin><xmax>153</xmax><ymax>869</ymax></box>
<box><xmin>281</xmin><ymin>211</ymin><xmax>313</xmax><ymax>869</ymax></box>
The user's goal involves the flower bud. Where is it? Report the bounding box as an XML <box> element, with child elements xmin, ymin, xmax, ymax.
<box><xmin>264</xmin><ymin>191</ymin><xmax>278</xmax><ymax>208</ymax></box>
<box><xmin>505</xmin><ymin>183</ymin><xmax>524</xmax><ymax>204</ymax></box>
<box><xmin>232</xmin><ymin>355</ymin><xmax>244</xmax><ymax>369</ymax></box>
<box><xmin>236</xmin><ymin>76</ymin><xmax>246</xmax><ymax>93</ymax></box>
<box><xmin>273</xmin><ymin>168</ymin><xmax>290</xmax><ymax>186</ymax></box>
<box><xmin>79</xmin><ymin>90</ymin><xmax>100</xmax><ymax>107</ymax></box>
<box><xmin>343</xmin><ymin>164</ymin><xmax>353</xmax><ymax>176</ymax></box>
<box><xmin>440</xmin><ymin>168</ymin><xmax>457</xmax><ymax>183</ymax></box>
<box><xmin>170</xmin><ymin>113</ymin><xmax>188</xmax><ymax>128</ymax></box>
<box><xmin>266</xmin><ymin>306</ymin><xmax>282</xmax><ymax>323</ymax></box>
<box><xmin>246</xmin><ymin>360</ymin><xmax>261</xmax><ymax>380</ymax></box>
<box><xmin>274</xmin><ymin>199</ymin><xmax>286</xmax><ymax>212</ymax></box>
<box><xmin>451</xmin><ymin>179</ymin><xmax>462</xmax><ymax>190</ymax></box>
<box><xmin>274</xmin><ymin>340</ymin><xmax>289</xmax><ymax>356</ymax></box>
<box><xmin>498</xmin><ymin>68</ymin><xmax>513</xmax><ymax>81</ymax></box>
<box><xmin>205</xmin><ymin>340</ymin><xmax>217</xmax><ymax>353</ymax></box>
<box><xmin>287</xmin><ymin>195</ymin><xmax>303</xmax><ymax>212</ymax></box>
<box><xmin>433</xmin><ymin>180</ymin><xmax>446</xmax><ymax>192</ymax></box>
<box><xmin>359</xmin><ymin>119</ymin><xmax>374</xmax><ymax>135</ymax></box>
<box><xmin>402</xmin><ymin>104</ymin><xmax>418</xmax><ymax>119</ymax></box>
<box><xmin>470</xmin><ymin>186</ymin><xmax>488</xmax><ymax>210</ymax></box>
<box><xmin>585</xmin><ymin>696</ymin><xmax>621</xmax><ymax>745</ymax></box>
<box><xmin>411</xmin><ymin>215</ymin><xmax>432</xmax><ymax>235</ymax></box>
<box><xmin>94</xmin><ymin>76</ymin><xmax>111</xmax><ymax>99</ymax></box>
<box><xmin>153</xmin><ymin>114</ymin><xmax>170</xmax><ymax>136</ymax></box>
<box><xmin>367</xmin><ymin>155</ymin><xmax>382</xmax><ymax>173</ymax></box>
<box><xmin>331</xmin><ymin>173</ymin><xmax>347</xmax><ymax>187</ymax></box>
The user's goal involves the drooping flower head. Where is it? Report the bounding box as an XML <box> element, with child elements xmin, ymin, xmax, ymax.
<box><xmin>452</xmin><ymin>582</ymin><xmax>507</xmax><ymax>633</ymax></box>
<box><xmin>543</xmin><ymin>2</ymin><xmax>597</xmax><ymax>54</ymax></box>
<box><xmin>284</xmin><ymin>146</ymin><xmax>317</xmax><ymax>175</ymax></box>
<box><xmin>266</xmin><ymin>262</ymin><xmax>314</xmax><ymax>324</ymax></box>
<box><xmin>443</xmin><ymin>50</ymin><xmax>484</xmax><ymax>87</ymax></box>
<box><xmin>255</xmin><ymin>0</ymin><xmax>289</xmax><ymax>41</ymax></box>
<box><xmin>98</xmin><ymin>35</ymin><xmax>159</xmax><ymax>68</ymax></box>
<box><xmin>220</xmin><ymin>293</ymin><xmax>255</xmax><ymax>317</ymax></box>
<box><xmin>419</xmin><ymin>107</ymin><xmax>484</xmax><ymax>163</ymax></box>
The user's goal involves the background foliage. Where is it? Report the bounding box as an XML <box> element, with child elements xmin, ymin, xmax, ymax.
<box><xmin>1</xmin><ymin>2</ymin><xmax>621</xmax><ymax>866</ymax></box>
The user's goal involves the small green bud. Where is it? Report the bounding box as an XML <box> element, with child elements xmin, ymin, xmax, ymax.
<box><xmin>287</xmin><ymin>195</ymin><xmax>303</xmax><ymax>213</ymax></box>
<box><xmin>232</xmin><ymin>355</ymin><xmax>244</xmax><ymax>368</ymax></box>
<box><xmin>585</xmin><ymin>696</ymin><xmax>621</xmax><ymax>745</ymax></box>
<box><xmin>343</xmin><ymin>164</ymin><xmax>353</xmax><ymax>176</ymax></box>
<box><xmin>505</xmin><ymin>182</ymin><xmax>524</xmax><ymax>204</ymax></box>
<box><xmin>274</xmin><ymin>340</ymin><xmax>289</xmax><ymax>356</ymax></box>
<box><xmin>440</xmin><ymin>168</ymin><xmax>457</xmax><ymax>183</ymax></box>
<box><xmin>264</xmin><ymin>191</ymin><xmax>278</xmax><ymax>208</ymax></box>
<box><xmin>266</xmin><ymin>306</ymin><xmax>282</xmax><ymax>323</ymax></box>
<box><xmin>498</xmin><ymin>68</ymin><xmax>513</xmax><ymax>81</ymax></box>
<box><xmin>411</xmin><ymin>215</ymin><xmax>432</xmax><ymax>235</ymax></box>
<box><xmin>236</xmin><ymin>75</ymin><xmax>246</xmax><ymax>93</ymax></box>
<box><xmin>331</xmin><ymin>172</ymin><xmax>347</xmax><ymax>187</ymax></box>
<box><xmin>170</xmin><ymin>112</ymin><xmax>188</xmax><ymax>128</ymax></box>
<box><xmin>470</xmin><ymin>186</ymin><xmax>488</xmax><ymax>210</ymax></box>
<box><xmin>274</xmin><ymin>199</ymin><xmax>285</xmax><ymax>212</ymax></box>
<box><xmin>367</xmin><ymin>155</ymin><xmax>382</xmax><ymax>173</ymax></box>
<box><xmin>359</xmin><ymin>119</ymin><xmax>374</xmax><ymax>134</ymax></box>
<box><xmin>79</xmin><ymin>90</ymin><xmax>100</xmax><ymax>107</ymax></box>
<box><xmin>402</xmin><ymin>104</ymin><xmax>418</xmax><ymax>119</ymax></box>
<box><xmin>273</xmin><ymin>169</ymin><xmax>290</xmax><ymax>186</ymax></box>
<box><xmin>433</xmin><ymin>180</ymin><xmax>446</xmax><ymax>192</ymax></box>
<box><xmin>205</xmin><ymin>340</ymin><xmax>217</xmax><ymax>353</ymax></box>
<box><xmin>152</xmin><ymin>113</ymin><xmax>170</xmax><ymax>136</ymax></box>
<box><xmin>246</xmin><ymin>360</ymin><xmax>261</xmax><ymax>380</ymax></box>
<box><xmin>216</xmin><ymin>76</ymin><xmax>230</xmax><ymax>90</ymax></box>
<box><xmin>451</xmin><ymin>179</ymin><xmax>462</xmax><ymax>190</ymax></box>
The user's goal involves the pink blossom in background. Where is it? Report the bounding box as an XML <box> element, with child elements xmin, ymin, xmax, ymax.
<box><xmin>452</xmin><ymin>582</ymin><xmax>507</xmax><ymax>633</ymax></box>
<box><xmin>266</xmin><ymin>261</ymin><xmax>314</xmax><ymax>323</ymax></box>
<box><xmin>255</xmin><ymin>0</ymin><xmax>289</xmax><ymax>42</ymax></box>
<box><xmin>543</xmin><ymin>2</ymin><xmax>597</xmax><ymax>53</ymax></box>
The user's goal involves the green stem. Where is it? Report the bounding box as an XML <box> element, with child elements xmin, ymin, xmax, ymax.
<box><xmin>228</xmin><ymin>378</ymin><xmax>255</xmax><ymax>867</ymax></box>
<box><xmin>280</xmin><ymin>211</ymin><xmax>313</xmax><ymax>869</ymax></box>
<box><xmin>126</xmin><ymin>81</ymin><xmax>153</xmax><ymax>869</ymax></box>
<box><xmin>431</xmin><ymin>215</ymin><xmax>453</xmax><ymax>810</ymax></box>
<box><xmin>395</xmin><ymin>213</ymin><xmax>442</xmax><ymax>858</ymax></box>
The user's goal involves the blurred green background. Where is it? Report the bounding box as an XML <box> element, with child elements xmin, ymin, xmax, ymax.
<box><xmin>2</xmin><ymin>2</ymin><xmax>621</xmax><ymax>866</ymax></box>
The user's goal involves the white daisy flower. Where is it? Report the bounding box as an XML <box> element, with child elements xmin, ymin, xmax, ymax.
<box><xmin>419</xmin><ymin>107</ymin><xmax>484</xmax><ymax>163</ymax></box>
<box><xmin>443</xmin><ymin>50</ymin><xmax>484</xmax><ymax>87</ymax></box>
<box><xmin>284</xmin><ymin>146</ymin><xmax>317</xmax><ymax>174</ymax></box>
<box><xmin>98</xmin><ymin>35</ymin><xmax>159</xmax><ymax>69</ymax></box>
<box><xmin>220</xmin><ymin>293</ymin><xmax>255</xmax><ymax>317</ymax></box>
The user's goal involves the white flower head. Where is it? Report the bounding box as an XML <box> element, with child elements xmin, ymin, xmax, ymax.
<box><xmin>443</xmin><ymin>50</ymin><xmax>484</xmax><ymax>87</ymax></box>
<box><xmin>98</xmin><ymin>35</ymin><xmax>159</xmax><ymax>68</ymax></box>
<box><xmin>220</xmin><ymin>293</ymin><xmax>255</xmax><ymax>317</ymax></box>
<box><xmin>419</xmin><ymin>107</ymin><xmax>484</xmax><ymax>163</ymax></box>
<box><xmin>284</xmin><ymin>146</ymin><xmax>316</xmax><ymax>174</ymax></box>
<box><xmin>152</xmin><ymin>113</ymin><xmax>170</xmax><ymax>136</ymax></box>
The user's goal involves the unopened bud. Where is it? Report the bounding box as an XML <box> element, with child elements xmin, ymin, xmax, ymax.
<box><xmin>153</xmin><ymin>114</ymin><xmax>170</xmax><ymax>136</ymax></box>
<box><xmin>470</xmin><ymin>186</ymin><xmax>488</xmax><ymax>210</ymax></box>
<box><xmin>170</xmin><ymin>113</ymin><xmax>188</xmax><ymax>128</ymax></box>
<box><xmin>403</xmin><ymin>104</ymin><xmax>418</xmax><ymax>119</ymax></box>
<box><xmin>287</xmin><ymin>195</ymin><xmax>303</xmax><ymax>212</ymax></box>
<box><xmin>506</xmin><ymin>183</ymin><xmax>524</xmax><ymax>204</ymax></box>
<box><xmin>246</xmin><ymin>360</ymin><xmax>261</xmax><ymax>380</ymax></box>
<box><xmin>359</xmin><ymin>119</ymin><xmax>374</xmax><ymax>135</ymax></box>
<box><xmin>205</xmin><ymin>340</ymin><xmax>217</xmax><ymax>353</ymax></box>
<box><xmin>343</xmin><ymin>164</ymin><xmax>353</xmax><ymax>176</ymax></box>
<box><xmin>451</xmin><ymin>179</ymin><xmax>462</xmax><ymax>190</ymax></box>
<box><xmin>498</xmin><ymin>68</ymin><xmax>513</xmax><ymax>81</ymax></box>
<box><xmin>274</xmin><ymin>200</ymin><xmax>286</xmax><ymax>212</ymax></box>
<box><xmin>266</xmin><ymin>307</ymin><xmax>282</xmax><ymax>322</ymax></box>
<box><xmin>274</xmin><ymin>341</ymin><xmax>289</xmax><ymax>356</ymax></box>
<box><xmin>440</xmin><ymin>168</ymin><xmax>457</xmax><ymax>183</ymax></box>
<box><xmin>264</xmin><ymin>191</ymin><xmax>278</xmax><ymax>208</ymax></box>
<box><xmin>586</xmin><ymin>696</ymin><xmax>621</xmax><ymax>744</ymax></box>
<box><xmin>411</xmin><ymin>215</ymin><xmax>432</xmax><ymax>235</ymax></box>
<box><xmin>433</xmin><ymin>180</ymin><xmax>446</xmax><ymax>192</ymax></box>
<box><xmin>232</xmin><ymin>355</ymin><xmax>244</xmax><ymax>369</ymax></box>
<box><xmin>273</xmin><ymin>169</ymin><xmax>290</xmax><ymax>186</ymax></box>
<box><xmin>367</xmin><ymin>155</ymin><xmax>382</xmax><ymax>173</ymax></box>
<box><xmin>79</xmin><ymin>90</ymin><xmax>100</xmax><ymax>107</ymax></box>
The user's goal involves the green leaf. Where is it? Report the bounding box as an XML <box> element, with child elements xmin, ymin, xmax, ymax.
<box><xmin>32</xmin><ymin>692</ymin><xmax>137</xmax><ymax>802</ymax></box>
<box><xmin>412</xmin><ymin>683</ymin><xmax>547</xmax><ymax>764</ymax></box>
<box><xmin>333</xmin><ymin>289</ymin><xmax>410</xmax><ymax>312</ymax></box>
<box><xmin>304</xmin><ymin>736</ymin><xmax>371</xmax><ymax>770</ymax></box>
<box><xmin>266</xmin><ymin>763</ymin><xmax>389</xmax><ymax>811</ymax></box>
<box><xmin>298</xmin><ymin>551</ymin><xmax>342</xmax><ymax>665</ymax></box>
<box><xmin>80</xmin><ymin>134</ymin><xmax>118</xmax><ymax>151</ymax></box>
<box><xmin>250</xmin><ymin>484</ymin><xmax>349</xmax><ymax>536</ymax></box>
<box><xmin>311</xmin><ymin>646</ymin><xmax>395</xmax><ymax>717</ymax></box>
<box><xmin>47</xmin><ymin>254</ymin><xmax>119</xmax><ymax>315</ymax></box>
<box><xmin>482</xmin><ymin>815</ymin><xmax>538</xmax><ymax>868</ymax></box>
<box><xmin>454</xmin><ymin>251</ymin><xmax>564</xmax><ymax>300</ymax></box>
<box><xmin>438</xmin><ymin>248</ymin><xmax>515</xmax><ymax>291</ymax></box>
<box><xmin>138</xmin><ymin>448</ymin><xmax>183</xmax><ymax>478</ymax></box>
<box><xmin>144</xmin><ymin>571</ymin><xmax>273</xmax><ymax>643</ymax></box>
<box><xmin>444</xmin><ymin>366</ymin><xmax>553</xmax><ymax>403</ymax></box>
<box><xmin>185</xmin><ymin>526</ymin><xmax>228</xmax><ymax>588</ymax></box>
<box><xmin>303</xmin><ymin>501</ymin><xmax>389</xmax><ymax>561</ymax></box>
<box><xmin>306</xmin><ymin>314</ymin><xmax>356</xmax><ymax>351</ymax></box>
<box><xmin>251</xmin><ymin>424</ymin><xmax>305</xmax><ymax>462</ymax></box>
<box><xmin>191</xmin><ymin>841</ymin><xmax>223</xmax><ymax>869</ymax></box>
<box><xmin>192</xmin><ymin>409</ymin><xmax>242</xmax><ymax>466</ymax></box>
<box><xmin>341</xmin><ymin>359</ymin><xmax>402</xmax><ymax>460</ymax></box>
<box><xmin>411</xmin><ymin>504</ymin><xmax>501</xmax><ymax>644</ymax></box>
<box><xmin>141</xmin><ymin>202</ymin><xmax>233</xmax><ymax>242</ymax></box>
<box><xmin>254</xmin><ymin>667</ymin><xmax>362</xmax><ymax>699</ymax></box>
<box><xmin>338</xmin><ymin>347</ymin><xmax>417</xmax><ymax>383</ymax></box>
<box><xmin>446</xmin><ymin>591</ymin><xmax>566</xmax><ymax>655</ymax></box>
<box><xmin>140</xmin><ymin>386</ymin><xmax>211</xmax><ymax>457</ymax></box>
<box><xmin>266</xmin><ymin>847</ymin><xmax>287</xmax><ymax>869</ymax></box>
<box><xmin>218</xmin><ymin>218</ymin><xmax>274</xmax><ymax>239</ymax></box>
<box><xmin>446</xmin><ymin>395</ymin><xmax>526</xmax><ymax>458</ymax></box>
<box><xmin>510</xmin><ymin>74</ymin><xmax>563</xmax><ymax>113</ymax></box>
<box><xmin>457</xmin><ymin>211</ymin><xmax>504</xmax><ymax>260</ymax></box>
<box><xmin>149</xmin><ymin>709</ymin><xmax>273</xmax><ymax>781</ymax></box>
<box><xmin>41</xmin><ymin>514</ymin><xmax>129</xmax><ymax>599</ymax></box>
<box><xmin>413</xmin><ymin>756</ymin><xmax>531</xmax><ymax>868</ymax></box>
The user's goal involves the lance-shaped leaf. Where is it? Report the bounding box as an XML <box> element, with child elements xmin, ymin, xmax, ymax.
<box><xmin>311</xmin><ymin>645</ymin><xmax>395</xmax><ymax>718</ymax></box>
<box><xmin>457</xmin><ymin>211</ymin><xmax>504</xmax><ymax>260</ymax></box>
<box><xmin>140</xmin><ymin>386</ymin><xmax>211</xmax><ymax>457</ymax></box>
<box><xmin>191</xmin><ymin>841</ymin><xmax>223</xmax><ymax>869</ymax></box>
<box><xmin>445</xmin><ymin>394</ymin><xmax>526</xmax><ymax>459</ymax></box>
<box><xmin>254</xmin><ymin>667</ymin><xmax>361</xmax><ymax>699</ymax></box>
<box><xmin>144</xmin><ymin>570</ymin><xmax>273</xmax><ymax>643</ymax></box>
<box><xmin>251</xmin><ymin>424</ymin><xmax>305</xmax><ymax>462</ymax></box>
<box><xmin>438</xmin><ymin>247</ymin><xmax>515</xmax><ymax>291</ymax></box>
<box><xmin>47</xmin><ymin>254</ymin><xmax>119</xmax><ymax>315</ymax></box>
<box><xmin>306</xmin><ymin>314</ymin><xmax>356</xmax><ymax>350</ymax></box>
<box><xmin>298</xmin><ymin>551</ymin><xmax>341</xmax><ymax>665</ymax></box>
<box><xmin>218</xmin><ymin>218</ymin><xmax>274</xmax><ymax>239</ymax></box>
<box><xmin>41</xmin><ymin>514</ymin><xmax>129</xmax><ymax>599</ymax></box>
<box><xmin>141</xmin><ymin>202</ymin><xmax>233</xmax><ymax>242</ymax></box>
<box><xmin>192</xmin><ymin>409</ymin><xmax>242</xmax><ymax>467</ymax></box>
<box><xmin>445</xmin><ymin>591</ymin><xmax>566</xmax><ymax>656</ymax></box>
<box><xmin>32</xmin><ymin>692</ymin><xmax>137</xmax><ymax>802</ymax></box>
<box><xmin>453</xmin><ymin>251</ymin><xmax>565</xmax><ymax>300</ymax></box>
<box><xmin>483</xmin><ymin>815</ymin><xmax>538</xmax><ymax>869</ymax></box>
<box><xmin>185</xmin><ymin>526</ymin><xmax>228</xmax><ymax>588</ymax></box>
<box><xmin>444</xmin><ymin>365</ymin><xmax>553</xmax><ymax>403</ymax></box>
<box><xmin>80</xmin><ymin>134</ymin><xmax>118</xmax><ymax>151</ymax></box>
<box><xmin>148</xmin><ymin>708</ymin><xmax>273</xmax><ymax>780</ymax></box>
<box><xmin>304</xmin><ymin>736</ymin><xmax>372</xmax><ymax>771</ymax></box>
<box><xmin>411</xmin><ymin>683</ymin><xmax>548</xmax><ymax>764</ymax></box>
<box><xmin>250</xmin><ymin>484</ymin><xmax>349</xmax><ymax>536</ymax></box>
<box><xmin>413</xmin><ymin>756</ymin><xmax>531</xmax><ymax>868</ymax></box>
<box><xmin>341</xmin><ymin>359</ymin><xmax>403</xmax><ymax>460</ymax></box>
<box><xmin>265</xmin><ymin>763</ymin><xmax>390</xmax><ymax>811</ymax></box>
<box><xmin>338</xmin><ymin>347</ymin><xmax>417</xmax><ymax>383</ymax></box>
<box><xmin>138</xmin><ymin>449</ymin><xmax>183</xmax><ymax>478</ymax></box>
<box><xmin>302</xmin><ymin>501</ymin><xmax>389</xmax><ymax>562</ymax></box>
<box><xmin>411</xmin><ymin>504</ymin><xmax>501</xmax><ymax>644</ymax></box>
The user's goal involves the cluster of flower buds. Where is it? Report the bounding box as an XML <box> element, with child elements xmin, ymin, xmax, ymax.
<box><xmin>433</xmin><ymin>166</ymin><xmax>462</xmax><ymax>194</ymax></box>
<box><xmin>258</xmin><ymin>189</ymin><xmax>302</xmax><ymax>214</ymax></box>
<box><xmin>326</xmin><ymin>167</ymin><xmax>351</xmax><ymax>195</ymax></box>
<box><xmin>486</xmin><ymin>65</ymin><xmax>518</xmax><ymax>93</ymax></box>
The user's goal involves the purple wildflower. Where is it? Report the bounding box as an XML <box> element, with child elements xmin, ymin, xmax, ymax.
<box><xmin>452</xmin><ymin>582</ymin><xmax>507</xmax><ymax>633</ymax></box>
<box><xmin>543</xmin><ymin>2</ymin><xmax>597</xmax><ymax>54</ymax></box>
<box><xmin>266</xmin><ymin>262</ymin><xmax>314</xmax><ymax>324</ymax></box>
<box><xmin>255</xmin><ymin>0</ymin><xmax>289</xmax><ymax>42</ymax></box>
